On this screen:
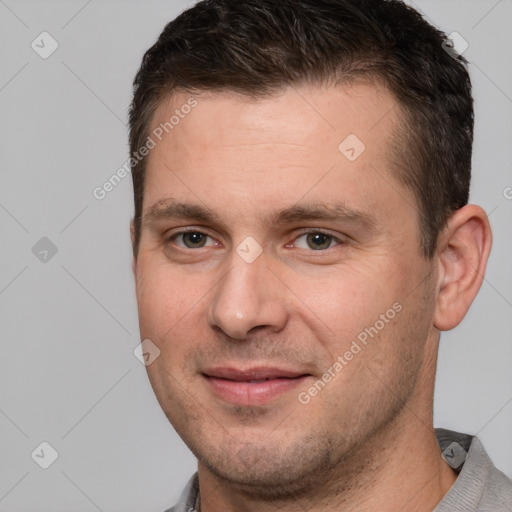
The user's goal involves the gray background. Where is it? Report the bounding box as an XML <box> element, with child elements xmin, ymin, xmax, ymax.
<box><xmin>0</xmin><ymin>1</ymin><xmax>510</xmax><ymax>510</ymax></box>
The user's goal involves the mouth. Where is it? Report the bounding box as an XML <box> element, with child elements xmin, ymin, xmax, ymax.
<box><xmin>202</xmin><ymin>366</ymin><xmax>311</xmax><ymax>406</ymax></box>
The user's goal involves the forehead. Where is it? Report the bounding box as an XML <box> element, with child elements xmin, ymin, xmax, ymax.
<box><xmin>143</xmin><ymin>83</ymin><xmax>414</xmax><ymax>227</ymax></box>
<box><xmin>149</xmin><ymin>82</ymin><xmax>399</xmax><ymax>151</ymax></box>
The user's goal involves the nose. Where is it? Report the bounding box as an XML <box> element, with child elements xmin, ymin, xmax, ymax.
<box><xmin>207</xmin><ymin>247</ymin><xmax>289</xmax><ymax>340</ymax></box>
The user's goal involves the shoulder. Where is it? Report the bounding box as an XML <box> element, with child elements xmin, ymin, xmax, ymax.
<box><xmin>476</xmin><ymin>438</ymin><xmax>512</xmax><ymax>510</ymax></box>
<box><xmin>435</xmin><ymin>429</ymin><xmax>512</xmax><ymax>511</ymax></box>
<box><xmin>162</xmin><ymin>473</ymin><xmax>199</xmax><ymax>512</ymax></box>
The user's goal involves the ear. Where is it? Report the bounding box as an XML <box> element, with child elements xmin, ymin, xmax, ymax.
<box><xmin>433</xmin><ymin>204</ymin><xmax>492</xmax><ymax>331</ymax></box>
<box><xmin>130</xmin><ymin>220</ymin><xmax>137</xmax><ymax>276</ymax></box>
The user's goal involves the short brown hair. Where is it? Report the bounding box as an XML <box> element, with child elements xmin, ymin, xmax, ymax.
<box><xmin>129</xmin><ymin>0</ymin><xmax>473</xmax><ymax>258</ymax></box>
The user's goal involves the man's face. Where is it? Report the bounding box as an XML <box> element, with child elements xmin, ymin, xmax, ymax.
<box><xmin>133</xmin><ymin>84</ymin><xmax>438</xmax><ymax>495</ymax></box>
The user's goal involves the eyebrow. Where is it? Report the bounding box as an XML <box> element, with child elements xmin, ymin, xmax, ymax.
<box><xmin>267</xmin><ymin>203</ymin><xmax>376</xmax><ymax>230</ymax></box>
<box><xmin>142</xmin><ymin>199</ymin><xmax>377</xmax><ymax>231</ymax></box>
<box><xmin>143</xmin><ymin>200</ymin><xmax>215</xmax><ymax>226</ymax></box>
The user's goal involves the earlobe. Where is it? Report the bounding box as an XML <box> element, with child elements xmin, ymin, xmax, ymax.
<box><xmin>433</xmin><ymin>205</ymin><xmax>492</xmax><ymax>331</ymax></box>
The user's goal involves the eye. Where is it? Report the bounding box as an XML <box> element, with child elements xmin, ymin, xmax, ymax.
<box><xmin>171</xmin><ymin>231</ymin><xmax>217</xmax><ymax>249</ymax></box>
<box><xmin>292</xmin><ymin>232</ymin><xmax>341</xmax><ymax>251</ymax></box>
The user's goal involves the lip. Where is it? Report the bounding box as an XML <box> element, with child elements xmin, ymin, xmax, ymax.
<box><xmin>203</xmin><ymin>366</ymin><xmax>311</xmax><ymax>406</ymax></box>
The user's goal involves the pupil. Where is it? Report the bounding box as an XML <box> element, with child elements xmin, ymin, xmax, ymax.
<box><xmin>185</xmin><ymin>233</ymin><xmax>205</xmax><ymax>247</ymax></box>
<box><xmin>307</xmin><ymin>233</ymin><xmax>331</xmax><ymax>250</ymax></box>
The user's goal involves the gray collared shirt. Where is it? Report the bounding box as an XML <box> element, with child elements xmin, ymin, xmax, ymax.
<box><xmin>165</xmin><ymin>429</ymin><xmax>512</xmax><ymax>512</ymax></box>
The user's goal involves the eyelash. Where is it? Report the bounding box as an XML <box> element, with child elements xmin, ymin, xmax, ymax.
<box><xmin>166</xmin><ymin>229</ymin><xmax>345</xmax><ymax>251</ymax></box>
<box><xmin>291</xmin><ymin>231</ymin><xmax>343</xmax><ymax>250</ymax></box>
<box><xmin>168</xmin><ymin>230</ymin><xmax>219</xmax><ymax>249</ymax></box>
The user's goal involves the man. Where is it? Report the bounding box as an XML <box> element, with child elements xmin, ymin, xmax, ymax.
<box><xmin>128</xmin><ymin>0</ymin><xmax>512</xmax><ymax>510</ymax></box>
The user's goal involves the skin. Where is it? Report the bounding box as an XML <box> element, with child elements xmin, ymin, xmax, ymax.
<box><xmin>131</xmin><ymin>83</ymin><xmax>492</xmax><ymax>512</ymax></box>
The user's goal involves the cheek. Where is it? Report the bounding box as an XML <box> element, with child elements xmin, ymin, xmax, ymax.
<box><xmin>290</xmin><ymin>264</ymin><xmax>394</xmax><ymax>334</ymax></box>
<box><xmin>135</xmin><ymin>258</ymin><xmax>200</xmax><ymax>341</ymax></box>
<box><xmin>288</xmin><ymin>258</ymin><xmax>424</xmax><ymax>374</ymax></box>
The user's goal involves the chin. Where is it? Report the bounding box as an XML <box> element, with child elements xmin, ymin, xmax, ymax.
<box><xmin>196</xmin><ymin>436</ymin><xmax>339</xmax><ymax>501</ymax></box>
